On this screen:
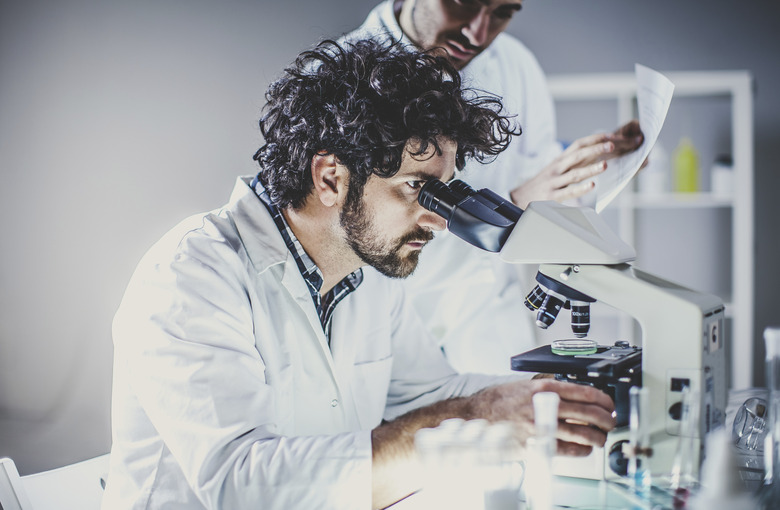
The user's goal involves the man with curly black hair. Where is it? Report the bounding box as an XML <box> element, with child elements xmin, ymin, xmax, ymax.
<box><xmin>104</xmin><ymin>38</ymin><xmax>615</xmax><ymax>509</ymax></box>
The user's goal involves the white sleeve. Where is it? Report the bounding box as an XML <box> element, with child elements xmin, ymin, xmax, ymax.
<box><xmin>112</xmin><ymin>238</ymin><xmax>372</xmax><ymax>509</ymax></box>
<box><xmin>378</xmin><ymin>277</ymin><xmax>519</xmax><ymax>420</ymax></box>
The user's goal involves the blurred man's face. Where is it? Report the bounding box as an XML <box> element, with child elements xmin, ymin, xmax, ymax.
<box><xmin>399</xmin><ymin>0</ymin><xmax>523</xmax><ymax>69</ymax></box>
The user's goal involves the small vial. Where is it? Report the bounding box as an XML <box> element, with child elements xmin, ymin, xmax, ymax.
<box><xmin>670</xmin><ymin>386</ymin><xmax>698</xmax><ymax>506</ymax></box>
<box><xmin>525</xmin><ymin>392</ymin><xmax>560</xmax><ymax>510</ymax></box>
<box><xmin>628</xmin><ymin>387</ymin><xmax>652</xmax><ymax>496</ymax></box>
<box><xmin>673</xmin><ymin>137</ymin><xmax>699</xmax><ymax>192</ymax></box>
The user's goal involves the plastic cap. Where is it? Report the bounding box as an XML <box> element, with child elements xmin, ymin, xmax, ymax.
<box><xmin>765</xmin><ymin>327</ymin><xmax>780</xmax><ymax>359</ymax></box>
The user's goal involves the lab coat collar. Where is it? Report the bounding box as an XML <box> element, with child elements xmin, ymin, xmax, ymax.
<box><xmin>227</xmin><ymin>176</ymin><xmax>337</xmax><ymax>372</ymax></box>
<box><xmin>227</xmin><ymin>176</ymin><xmax>291</xmax><ymax>273</ymax></box>
<box><xmin>377</xmin><ymin>0</ymin><xmax>407</xmax><ymax>43</ymax></box>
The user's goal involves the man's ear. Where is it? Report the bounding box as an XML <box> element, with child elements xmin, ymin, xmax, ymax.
<box><xmin>311</xmin><ymin>152</ymin><xmax>348</xmax><ymax>208</ymax></box>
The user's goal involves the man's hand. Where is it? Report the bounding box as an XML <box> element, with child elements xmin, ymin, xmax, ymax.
<box><xmin>472</xmin><ymin>378</ymin><xmax>617</xmax><ymax>457</ymax></box>
<box><xmin>510</xmin><ymin>120</ymin><xmax>644</xmax><ymax>209</ymax></box>
<box><xmin>610</xmin><ymin>119</ymin><xmax>644</xmax><ymax>156</ymax></box>
<box><xmin>370</xmin><ymin>378</ymin><xmax>616</xmax><ymax>508</ymax></box>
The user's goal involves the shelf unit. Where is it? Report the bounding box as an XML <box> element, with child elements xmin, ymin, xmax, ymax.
<box><xmin>546</xmin><ymin>70</ymin><xmax>754</xmax><ymax>389</ymax></box>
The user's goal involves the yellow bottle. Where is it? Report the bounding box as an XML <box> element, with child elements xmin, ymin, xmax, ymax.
<box><xmin>673</xmin><ymin>137</ymin><xmax>699</xmax><ymax>192</ymax></box>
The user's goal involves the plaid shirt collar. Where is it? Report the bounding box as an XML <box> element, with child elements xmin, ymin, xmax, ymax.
<box><xmin>251</xmin><ymin>177</ymin><xmax>363</xmax><ymax>342</ymax></box>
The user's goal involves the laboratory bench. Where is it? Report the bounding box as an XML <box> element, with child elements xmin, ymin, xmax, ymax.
<box><xmin>387</xmin><ymin>474</ymin><xmax>755</xmax><ymax>509</ymax></box>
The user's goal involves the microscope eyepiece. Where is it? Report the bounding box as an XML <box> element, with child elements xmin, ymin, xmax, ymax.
<box><xmin>418</xmin><ymin>179</ymin><xmax>473</xmax><ymax>222</ymax></box>
<box><xmin>448</xmin><ymin>179</ymin><xmax>477</xmax><ymax>199</ymax></box>
<box><xmin>418</xmin><ymin>179</ymin><xmax>523</xmax><ymax>253</ymax></box>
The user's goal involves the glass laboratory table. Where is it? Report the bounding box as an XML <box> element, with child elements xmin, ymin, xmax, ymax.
<box><xmin>387</xmin><ymin>475</ymin><xmax>684</xmax><ymax>510</ymax></box>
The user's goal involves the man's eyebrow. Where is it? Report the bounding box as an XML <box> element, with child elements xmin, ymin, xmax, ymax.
<box><xmin>404</xmin><ymin>170</ymin><xmax>455</xmax><ymax>182</ymax></box>
<box><xmin>491</xmin><ymin>2</ymin><xmax>522</xmax><ymax>12</ymax></box>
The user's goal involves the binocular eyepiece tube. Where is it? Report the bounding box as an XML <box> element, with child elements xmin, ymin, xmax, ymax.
<box><xmin>418</xmin><ymin>179</ymin><xmax>523</xmax><ymax>253</ymax></box>
<box><xmin>417</xmin><ymin>179</ymin><xmax>477</xmax><ymax>223</ymax></box>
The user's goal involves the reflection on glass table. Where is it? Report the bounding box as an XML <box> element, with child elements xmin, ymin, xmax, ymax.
<box><xmin>387</xmin><ymin>475</ymin><xmax>682</xmax><ymax>510</ymax></box>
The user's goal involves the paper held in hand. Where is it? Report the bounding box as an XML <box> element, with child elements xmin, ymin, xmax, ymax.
<box><xmin>595</xmin><ymin>64</ymin><xmax>675</xmax><ymax>213</ymax></box>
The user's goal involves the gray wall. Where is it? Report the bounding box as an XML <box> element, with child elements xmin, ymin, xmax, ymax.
<box><xmin>0</xmin><ymin>0</ymin><xmax>777</xmax><ymax>474</ymax></box>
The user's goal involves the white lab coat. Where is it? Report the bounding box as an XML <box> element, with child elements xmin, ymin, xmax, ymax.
<box><xmin>103</xmin><ymin>177</ymin><xmax>507</xmax><ymax>509</ymax></box>
<box><xmin>346</xmin><ymin>1</ymin><xmax>565</xmax><ymax>375</ymax></box>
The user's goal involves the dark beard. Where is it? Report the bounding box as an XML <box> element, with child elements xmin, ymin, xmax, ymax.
<box><xmin>340</xmin><ymin>193</ymin><xmax>433</xmax><ymax>279</ymax></box>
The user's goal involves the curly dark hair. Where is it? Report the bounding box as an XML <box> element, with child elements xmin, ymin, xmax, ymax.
<box><xmin>254</xmin><ymin>38</ymin><xmax>519</xmax><ymax>209</ymax></box>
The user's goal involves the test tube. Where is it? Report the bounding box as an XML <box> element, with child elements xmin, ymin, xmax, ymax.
<box><xmin>628</xmin><ymin>386</ymin><xmax>652</xmax><ymax>496</ymax></box>
<box><xmin>414</xmin><ymin>418</ymin><xmax>482</xmax><ymax>509</ymax></box>
<box><xmin>669</xmin><ymin>386</ymin><xmax>698</xmax><ymax>505</ymax></box>
<box><xmin>760</xmin><ymin>327</ymin><xmax>780</xmax><ymax>506</ymax></box>
<box><xmin>481</xmin><ymin>422</ymin><xmax>523</xmax><ymax>510</ymax></box>
<box><xmin>533</xmin><ymin>392</ymin><xmax>560</xmax><ymax>453</ymax></box>
<box><xmin>525</xmin><ymin>392</ymin><xmax>560</xmax><ymax>510</ymax></box>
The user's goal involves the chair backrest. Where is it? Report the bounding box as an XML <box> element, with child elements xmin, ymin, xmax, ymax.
<box><xmin>1</xmin><ymin>454</ymin><xmax>109</xmax><ymax>510</ymax></box>
<box><xmin>0</xmin><ymin>457</ymin><xmax>33</xmax><ymax>510</ymax></box>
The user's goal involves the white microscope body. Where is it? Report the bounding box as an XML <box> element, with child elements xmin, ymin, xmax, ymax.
<box><xmin>501</xmin><ymin>200</ymin><xmax>728</xmax><ymax>480</ymax></box>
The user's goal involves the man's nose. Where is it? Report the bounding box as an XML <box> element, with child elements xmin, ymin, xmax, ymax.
<box><xmin>463</xmin><ymin>8</ymin><xmax>490</xmax><ymax>47</ymax></box>
<box><xmin>418</xmin><ymin>209</ymin><xmax>447</xmax><ymax>232</ymax></box>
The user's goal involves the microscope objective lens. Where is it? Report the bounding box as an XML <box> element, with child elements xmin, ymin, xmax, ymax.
<box><xmin>536</xmin><ymin>293</ymin><xmax>564</xmax><ymax>329</ymax></box>
<box><xmin>525</xmin><ymin>285</ymin><xmax>547</xmax><ymax>312</ymax></box>
<box><xmin>571</xmin><ymin>301</ymin><xmax>591</xmax><ymax>338</ymax></box>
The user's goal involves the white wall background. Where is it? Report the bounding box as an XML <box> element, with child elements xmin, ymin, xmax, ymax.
<box><xmin>1</xmin><ymin>0</ymin><xmax>778</xmax><ymax>473</ymax></box>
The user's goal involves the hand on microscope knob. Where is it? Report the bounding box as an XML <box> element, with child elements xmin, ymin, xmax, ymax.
<box><xmin>472</xmin><ymin>378</ymin><xmax>616</xmax><ymax>457</ymax></box>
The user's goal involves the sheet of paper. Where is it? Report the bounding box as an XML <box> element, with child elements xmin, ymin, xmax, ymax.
<box><xmin>595</xmin><ymin>64</ymin><xmax>675</xmax><ymax>213</ymax></box>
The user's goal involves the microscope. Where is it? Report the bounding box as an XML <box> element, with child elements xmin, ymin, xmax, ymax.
<box><xmin>418</xmin><ymin>179</ymin><xmax>727</xmax><ymax>481</ymax></box>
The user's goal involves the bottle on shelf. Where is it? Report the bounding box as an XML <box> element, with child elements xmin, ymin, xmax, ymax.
<box><xmin>672</xmin><ymin>137</ymin><xmax>700</xmax><ymax>192</ymax></box>
<box><xmin>637</xmin><ymin>141</ymin><xmax>670</xmax><ymax>195</ymax></box>
<box><xmin>711</xmin><ymin>154</ymin><xmax>734</xmax><ymax>196</ymax></box>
